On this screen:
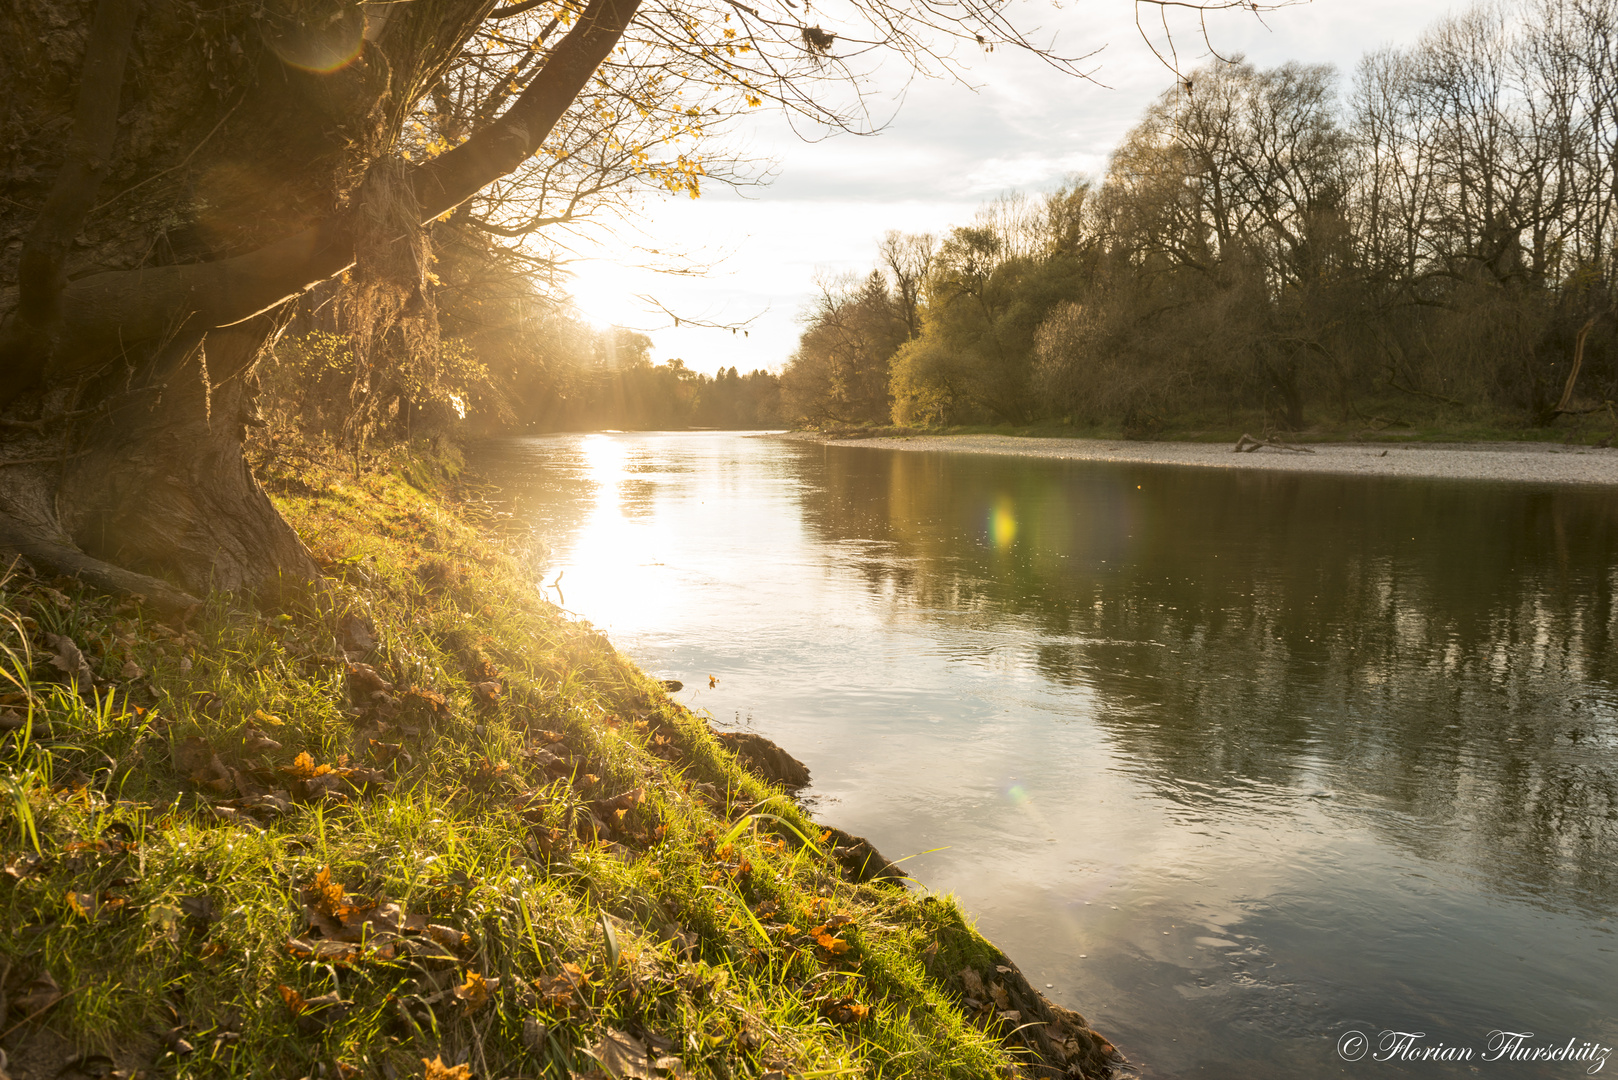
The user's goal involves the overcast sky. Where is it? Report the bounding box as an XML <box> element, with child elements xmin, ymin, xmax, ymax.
<box><xmin>565</xmin><ymin>0</ymin><xmax>1466</xmax><ymax>376</ymax></box>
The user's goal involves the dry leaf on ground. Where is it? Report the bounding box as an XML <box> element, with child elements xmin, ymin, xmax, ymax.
<box><xmin>44</xmin><ymin>634</ymin><xmax>95</xmax><ymax>693</ymax></box>
<box><xmin>453</xmin><ymin>970</ymin><xmax>496</xmax><ymax>1010</ymax></box>
<box><xmin>422</xmin><ymin>1056</ymin><xmax>472</xmax><ymax>1080</ymax></box>
<box><xmin>589</xmin><ymin>1028</ymin><xmax>655</xmax><ymax>1080</ymax></box>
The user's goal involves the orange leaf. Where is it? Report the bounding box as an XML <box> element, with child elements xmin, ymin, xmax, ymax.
<box><xmin>454</xmin><ymin>970</ymin><xmax>494</xmax><ymax>1010</ymax></box>
<box><xmin>279</xmin><ymin>984</ymin><xmax>306</xmax><ymax>1014</ymax></box>
<box><xmin>307</xmin><ymin>866</ymin><xmax>345</xmax><ymax>915</ymax></box>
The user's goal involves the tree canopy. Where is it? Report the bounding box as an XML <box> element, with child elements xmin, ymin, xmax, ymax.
<box><xmin>782</xmin><ymin>0</ymin><xmax>1618</xmax><ymax>438</ymax></box>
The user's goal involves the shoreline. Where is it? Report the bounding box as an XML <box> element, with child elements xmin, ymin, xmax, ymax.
<box><xmin>781</xmin><ymin>431</ymin><xmax>1618</xmax><ymax>487</ymax></box>
<box><xmin>0</xmin><ymin>445</ymin><xmax>1124</xmax><ymax>1080</ymax></box>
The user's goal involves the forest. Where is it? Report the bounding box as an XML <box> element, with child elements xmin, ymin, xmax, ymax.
<box><xmin>782</xmin><ymin>0</ymin><xmax>1618</xmax><ymax>437</ymax></box>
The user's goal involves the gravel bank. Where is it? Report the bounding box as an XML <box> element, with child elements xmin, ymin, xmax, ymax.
<box><xmin>787</xmin><ymin>433</ymin><xmax>1618</xmax><ymax>487</ymax></box>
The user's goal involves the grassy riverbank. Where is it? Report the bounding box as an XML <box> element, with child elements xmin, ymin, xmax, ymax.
<box><xmin>0</xmin><ymin>445</ymin><xmax>1117</xmax><ymax>1080</ymax></box>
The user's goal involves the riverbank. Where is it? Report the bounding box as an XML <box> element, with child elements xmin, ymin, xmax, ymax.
<box><xmin>0</xmin><ymin>444</ymin><xmax>1119</xmax><ymax>1080</ymax></box>
<box><xmin>784</xmin><ymin>431</ymin><xmax>1618</xmax><ymax>487</ymax></box>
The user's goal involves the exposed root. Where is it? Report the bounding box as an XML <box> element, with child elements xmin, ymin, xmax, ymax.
<box><xmin>0</xmin><ymin>517</ymin><xmax>201</xmax><ymax>617</ymax></box>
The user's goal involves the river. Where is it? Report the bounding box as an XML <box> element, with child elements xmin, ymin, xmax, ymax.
<box><xmin>470</xmin><ymin>431</ymin><xmax>1618</xmax><ymax>1078</ymax></box>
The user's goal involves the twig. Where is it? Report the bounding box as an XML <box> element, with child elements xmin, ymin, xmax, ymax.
<box><xmin>0</xmin><ymin>985</ymin><xmax>85</xmax><ymax>1041</ymax></box>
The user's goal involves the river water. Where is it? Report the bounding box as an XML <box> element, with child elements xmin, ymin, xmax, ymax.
<box><xmin>471</xmin><ymin>431</ymin><xmax>1618</xmax><ymax>1078</ymax></box>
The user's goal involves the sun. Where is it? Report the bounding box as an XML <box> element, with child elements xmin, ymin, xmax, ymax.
<box><xmin>567</xmin><ymin>261</ymin><xmax>649</xmax><ymax>329</ymax></box>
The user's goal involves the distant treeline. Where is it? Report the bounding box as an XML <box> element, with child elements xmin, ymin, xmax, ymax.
<box><xmin>510</xmin><ymin>329</ymin><xmax>783</xmax><ymax>431</ymax></box>
<box><xmin>784</xmin><ymin>0</ymin><xmax>1618</xmax><ymax>434</ymax></box>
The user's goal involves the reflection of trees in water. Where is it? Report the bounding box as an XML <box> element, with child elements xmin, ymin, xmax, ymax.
<box><xmin>798</xmin><ymin>446</ymin><xmax>1618</xmax><ymax>911</ymax></box>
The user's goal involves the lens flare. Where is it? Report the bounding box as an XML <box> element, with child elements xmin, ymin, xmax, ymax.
<box><xmin>989</xmin><ymin>498</ymin><xmax>1017</xmax><ymax>549</ymax></box>
<box><xmin>265</xmin><ymin>9</ymin><xmax>366</xmax><ymax>74</ymax></box>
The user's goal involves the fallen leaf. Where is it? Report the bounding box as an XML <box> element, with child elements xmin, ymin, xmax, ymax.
<box><xmin>472</xmin><ymin>680</ymin><xmax>503</xmax><ymax>705</ymax></box>
<box><xmin>425</xmin><ymin>924</ymin><xmax>469</xmax><ymax>951</ymax></box>
<box><xmin>179</xmin><ymin>894</ymin><xmax>216</xmax><ymax>923</ymax></box>
<box><xmin>817</xmin><ymin>995</ymin><xmax>869</xmax><ymax>1025</ymax></box>
<box><xmin>4</xmin><ymin>852</ymin><xmax>46</xmax><ymax>879</ymax></box>
<box><xmin>422</xmin><ymin>1056</ymin><xmax>472</xmax><ymax>1080</ymax></box>
<box><xmin>282</xmin><ymin>751</ymin><xmax>334</xmax><ymax>781</ymax></box>
<box><xmin>171</xmin><ymin>736</ymin><xmax>216</xmax><ymax>777</ymax></box>
<box><xmin>590</xmin><ymin>1027</ymin><xmax>654</xmax><ymax>1080</ymax></box>
<box><xmin>11</xmin><ymin>971</ymin><xmax>63</xmax><ymax>1015</ymax></box>
<box><xmin>453</xmin><ymin>970</ymin><xmax>496</xmax><ymax>1010</ymax></box>
<box><xmin>534</xmin><ymin>962</ymin><xmax>589</xmax><ymax>1010</ymax></box>
<box><xmin>960</xmin><ymin>968</ymin><xmax>986</xmax><ymax>1000</ymax></box>
<box><xmin>242</xmin><ymin>727</ymin><xmax>282</xmax><ymax>754</ymax></box>
<box><xmin>306</xmin><ymin>866</ymin><xmax>346</xmax><ymax>916</ymax></box>
<box><xmin>368</xmin><ymin>739</ymin><xmax>405</xmax><ymax>763</ymax></box>
<box><xmin>346</xmin><ymin>663</ymin><xmax>393</xmax><ymax>697</ymax></box>
<box><xmin>147</xmin><ymin>903</ymin><xmax>183</xmax><ymax>943</ymax></box>
<box><xmin>44</xmin><ymin>634</ymin><xmax>95</xmax><ymax>694</ymax></box>
<box><xmin>522</xmin><ymin>1017</ymin><xmax>549</xmax><ymax>1051</ymax></box>
<box><xmin>286</xmin><ymin>937</ymin><xmax>362</xmax><ymax>963</ymax></box>
<box><xmin>120</xmin><ymin>660</ymin><xmax>144</xmax><ymax>680</ymax></box>
<box><xmin>279</xmin><ymin>984</ymin><xmax>306</xmax><ymax>1014</ymax></box>
<box><xmin>989</xmin><ymin>980</ymin><xmax>1010</xmax><ymax>1010</ymax></box>
<box><xmin>337</xmin><ymin>614</ymin><xmax>376</xmax><ymax>656</ymax></box>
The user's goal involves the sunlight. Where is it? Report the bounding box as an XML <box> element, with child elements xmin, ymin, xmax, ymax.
<box><xmin>553</xmin><ymin>435</ymin><xmax>676</xmax><ymax>632</ymax></box>
<box><xmin>567</xmin><ymin>262</ymin><xmax>648</xmax><ymax>333</ymax></box>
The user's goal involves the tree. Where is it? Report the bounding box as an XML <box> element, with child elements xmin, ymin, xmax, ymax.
<box><xmin>0</xmin><ymin>0</ymin><xmax>1283</xmax><ymax>609</ymax></box>
<box><xmin>781</xmin><ymin>271</ymin><xmax>906</xmax><ymax>425</ymax></box>
<box><xmin>891</xmin><ymin>186</ymin><xmax>1096</xmax><ymax>425</ymax></box>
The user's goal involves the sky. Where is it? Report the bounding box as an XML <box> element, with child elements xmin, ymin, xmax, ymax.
<box><xmin>564</xmin><ymin>0</ymin><xmax>1466</xmax><ymax>376</ymax></box>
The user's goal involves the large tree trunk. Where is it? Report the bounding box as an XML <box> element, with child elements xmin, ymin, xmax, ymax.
<box><xmin>0</xmin><ymin>316</ymin><xmax>315</xmax><ymax>607</ymax></box>
<box><xmin>0</xmin><ymin>0</ymin><xmax>640</xmax><ymax>607</ymax></box>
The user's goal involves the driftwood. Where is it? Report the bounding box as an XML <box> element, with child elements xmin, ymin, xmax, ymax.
<box><xmin>1233</xmin><ymin>433</ymin><xmax>1316</xmax><ymax>454</ymax></box>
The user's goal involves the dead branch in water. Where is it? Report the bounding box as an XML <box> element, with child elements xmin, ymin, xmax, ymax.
<box><xmin>1234</xmin><ymin>433</ymin><xmax>1316</xmax><ymax>454</ymax></box>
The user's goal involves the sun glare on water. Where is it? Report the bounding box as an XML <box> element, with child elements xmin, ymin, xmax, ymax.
<box><xmin>552</xmin><ymin>435</ymin><xmax>676</xmax><ymax>633</ymax></box>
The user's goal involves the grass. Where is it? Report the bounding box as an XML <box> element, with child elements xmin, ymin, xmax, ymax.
<box><xmin>0</xmin><ymin>443</ymin><xmax>1115</xmax><ymax>1079</ymax></box>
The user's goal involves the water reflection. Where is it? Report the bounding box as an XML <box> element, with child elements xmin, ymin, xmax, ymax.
<box><xmin>801</xmin><ymin>448</ymin><xmax>1618</xmax><ymax>915</ymax></box>
<box><xmin>472</xmin><ymin>433</ymin><xmax>1618</xmax><ymax>1079</ymax></box>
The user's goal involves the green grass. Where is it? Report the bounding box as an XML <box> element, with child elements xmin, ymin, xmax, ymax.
<box><xmin>0</xmin><ymin>444</ymin><xmax>1112</xmax><ymax>1079</ymax></box>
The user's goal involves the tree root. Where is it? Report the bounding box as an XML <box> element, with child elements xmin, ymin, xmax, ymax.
<box><xmin>0</xmin><ymin>518</ymin><xmax>201</xmax><ymax>618</ymax></box>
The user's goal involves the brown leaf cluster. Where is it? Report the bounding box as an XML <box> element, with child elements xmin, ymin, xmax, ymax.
<box><xmin>533</xmin><ymin>962</ymin><xmax>591</xmax><ymax>1012</ymax></box>
<box><xmin>286</xmin><ymin>866</ymin><xmax>459</xmax><ymax>967</ymax></box>
<box><xmin>816</xmin><ymin>994</ymin><xmax>870</xmax><ymax>1025</ymax></box>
